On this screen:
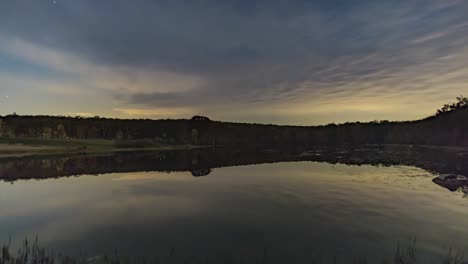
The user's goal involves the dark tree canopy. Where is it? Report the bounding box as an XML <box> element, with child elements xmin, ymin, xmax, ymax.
<box><xmin>1</xmin><ymin>97</ymin><xmax>468</xmax><ymax>147</ymax></box>
<box><xmin>437</xmin><ymin>96</ymin><xmax>468</xmax><ymax>115</ymax></box>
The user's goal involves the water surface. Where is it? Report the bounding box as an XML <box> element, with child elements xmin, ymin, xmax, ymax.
<box><xmin>0</xmin><ymin>147</ymin><xmax>467</xmax><ymax>263</ymax></box>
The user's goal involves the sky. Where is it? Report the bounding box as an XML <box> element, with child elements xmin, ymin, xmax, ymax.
<box><xmin>0</xmin><ymin>0</ymin><xmax>467</xmax><ymax>125</ymax></box>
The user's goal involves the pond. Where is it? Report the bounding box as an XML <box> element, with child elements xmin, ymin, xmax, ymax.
<box><xmin>0</xmin><ymin>146</ymin><xmax>467</xmax><ymax>263</ymax></box>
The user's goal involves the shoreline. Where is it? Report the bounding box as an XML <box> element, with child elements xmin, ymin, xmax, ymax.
<box><xmin>1</xmin><ymin>137</ymin><xmax>468</xmax><ymax>160</ymax></box>
<box><xmin>0</xmin><ymin>139</ymin><xmax>207</xmax><ymax>159</ymax></box>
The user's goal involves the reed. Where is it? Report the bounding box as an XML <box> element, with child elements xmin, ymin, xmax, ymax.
<box><xmin>0</xmin><ymin>237</ymin><xmax>465</xmax><ymax>264</ymax></box>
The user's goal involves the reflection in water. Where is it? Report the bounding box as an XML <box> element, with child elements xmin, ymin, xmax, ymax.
<box><xmin>0</xmin><ymin>145</ymin><xmax>467</xmax><ymax>193</ymax></box>
<box><xmin>0</xmin><ymin>146</ymin><xmax>468</xmax><ymax>263</ymax></box>
<box><xmin>432</xmin><ymin>174</ymin><xmax>468</xmax><ymax>197</ymax></box>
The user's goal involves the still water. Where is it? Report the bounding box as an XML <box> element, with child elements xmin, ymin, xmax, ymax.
<box><xmin>0</xmin><ymin>147</ymin><xmax>467</xmax><ymax>263</ymax></box>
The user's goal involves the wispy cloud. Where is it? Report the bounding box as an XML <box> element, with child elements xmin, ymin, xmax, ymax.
<box><xmin>65</xmin><ymin>112</ymin><xmax>94</xmax><ymax>117</ymax></box>
<box><xmin>113</xmin><ymin>107</ymin><xmax>195</xmax><ymax>119</ymax></box>
<box><xmin>0</xmin><ymin>0</ymin><xmax>467</xmax><ymax>124</ymax></box>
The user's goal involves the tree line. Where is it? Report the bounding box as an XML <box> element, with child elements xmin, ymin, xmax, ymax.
<box><xmin>0</xmin><ymin>97</ymin><xmax>467</xmax><ymax>147</ymax></box>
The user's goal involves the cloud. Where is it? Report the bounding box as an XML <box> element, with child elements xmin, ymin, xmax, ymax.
<box><xmin>66</xmin><ymin>112</ymin><xmax>94</xmax><ymax>117</ymax></box>
<box><xmin>0</xmin><ymin>0</ymin><xmax>468</xmax><ymax>124</ymax></box>
<box><xmin>113</xmin><ymin>107</ymin><xmax>195</xmax><ymax>119</ymax></box>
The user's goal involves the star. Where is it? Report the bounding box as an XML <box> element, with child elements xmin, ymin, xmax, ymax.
<box><xmin>53</xmin><ymin>1</ymin><xmax>56</xmax><ymax>4</ymax></box>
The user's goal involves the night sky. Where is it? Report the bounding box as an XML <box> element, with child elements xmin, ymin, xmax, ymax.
<box><xmin>1</xmin><ymin>0</ymin><xmax>467</xmax><ymax>125</ymax></box>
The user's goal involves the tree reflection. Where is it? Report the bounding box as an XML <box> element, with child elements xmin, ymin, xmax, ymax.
<box><xmin>0</xmin><ymin>145</ymin><xmax>467</xmax><ymax>195</ymax></box>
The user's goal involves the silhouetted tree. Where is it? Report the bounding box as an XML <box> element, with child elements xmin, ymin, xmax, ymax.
<box><xmin>437</xmin><ymin>96</ymin><xmax>468</xmax><ymax>115</ymax></box>
<box><xmin>0</xmin><ymin>97</ymin><xmax>467</xmax><ymax>147</ymax></box>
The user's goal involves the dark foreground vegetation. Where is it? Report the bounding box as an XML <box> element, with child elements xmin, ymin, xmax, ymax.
<box><xmin>1</xmin><ymin>97</ymin><xmax>468</xmax><ymax>149</ymax></box>
<box><xmin>0</xmin><ymin>238</ymin><xmax>465</xmax><ymax>264</ymax></box>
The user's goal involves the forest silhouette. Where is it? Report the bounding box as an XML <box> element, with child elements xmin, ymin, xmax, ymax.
<box><xmin>0</xmin><ymin>97</ymin><xmax>467</xmax><ymax>147</ymax></box>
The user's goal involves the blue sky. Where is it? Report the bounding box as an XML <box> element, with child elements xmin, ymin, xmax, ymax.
<box><xmin>0</xmin><ymin>0</ymin><xmax>467</xmax><ymax>124</ymax></box>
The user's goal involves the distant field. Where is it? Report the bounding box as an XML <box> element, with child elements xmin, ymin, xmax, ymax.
<box><xmin>0</xmin><ymin>137</ymin><xmax>114</xmax><ymax>148</ymax></box>
<box><xmin>0</xmin><ymin>137</ymin><xmax>199</xmax><ymax>158</ymax></box>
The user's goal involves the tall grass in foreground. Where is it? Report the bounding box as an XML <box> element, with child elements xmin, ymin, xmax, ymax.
<box><xmin>0</xmin><ymin>237</ymin><xmax>466</xmax><ymax>264</ymax></box>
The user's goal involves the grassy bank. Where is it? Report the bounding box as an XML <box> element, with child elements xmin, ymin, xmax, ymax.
<box><xmin>0</xmin><ymin>137</ymin><xmax>201</xmax><ymax>158</ymax></box>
